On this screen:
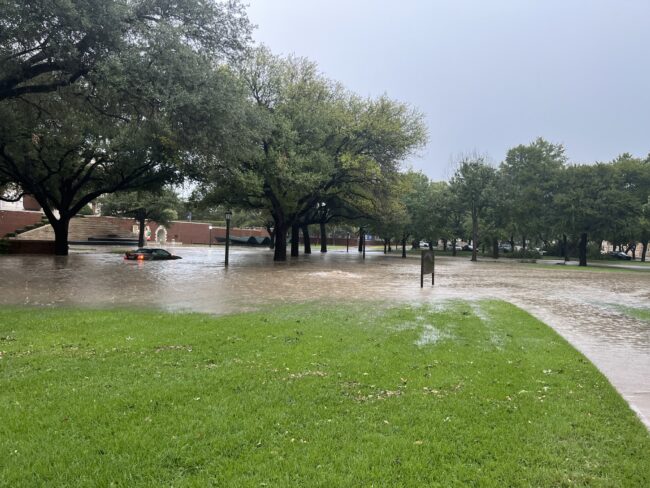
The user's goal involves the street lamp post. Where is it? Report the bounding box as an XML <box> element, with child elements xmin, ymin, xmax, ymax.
<box><xmin>318</xmin><ymin>202</ymin><xmax>327</xmax><ymax>253</ymax></box>
<box><xmin>209</xmin><ymin>225</ymin><xmax>213</xmax><ymax>247</ymax></box>
<box><xmin>225</xmin><ymin>210</ymin><xmax>232</xmax><ymax>266</ymax></box>
<box><xmin>346</xmin><ymin>232</ymin><xmax>350</xmax><ymax>253</ymax></box>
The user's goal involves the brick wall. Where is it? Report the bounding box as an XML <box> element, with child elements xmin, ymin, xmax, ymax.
<box><xmin>0</xmin><ymin>211</ymin><xmax>43</xmax><ymax>237</ymax></box>
<box><xmin>0</xmin><ymin>210</ymin><xmax>383</xmax><ymax>248</ymax></box>
<box><xmin>22</xmin><ymin>195</ymin><xmax>42</xmax><ymax>211</ymax></box>
<box><xmin>146</xmin><ymin>221</ymin><xmax>268</xmax><ymax>245</ymax></box>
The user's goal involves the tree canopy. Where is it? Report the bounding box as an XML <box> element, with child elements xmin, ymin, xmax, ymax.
<box><xmin>194</xmin><ymin>47</ymin><xmax>427</xmax><ymax>260</ymax></box>
<box><xmin>0</xmin><ymin>0</ymin><xmax>250</xmax><ymax>100</ymax></box>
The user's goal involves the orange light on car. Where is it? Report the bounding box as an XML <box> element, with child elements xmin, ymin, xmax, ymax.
<box><xmin>137</xmin><ymin>255</ymin><xmax>145</xmax><ymax>260</ymax></box>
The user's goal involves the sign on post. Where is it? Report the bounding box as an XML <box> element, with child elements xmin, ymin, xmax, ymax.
<box><xmin>421</xmin><ymin>250</ymin><xmax>434</xmax><ymax>287</ymax></box>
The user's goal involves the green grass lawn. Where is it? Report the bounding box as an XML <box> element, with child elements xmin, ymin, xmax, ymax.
<box><xmin>1</xmin><ymin>302</ymin><xmax>648</xmax><ymax>486</ymax></box>
<box><xmin>615</xmin><ymin>306</ymin><xmax>650</xmax><ymax>322</ymax></box>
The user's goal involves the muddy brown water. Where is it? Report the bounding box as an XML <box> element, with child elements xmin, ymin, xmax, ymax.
<box><xmin>1</xmin><ymin>247</ymin><xmax>649</xmax><ymax>428</ymax></box>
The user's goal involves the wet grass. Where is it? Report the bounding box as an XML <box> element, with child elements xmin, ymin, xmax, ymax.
<box><xmin>616</xmin><ymin>306</ymin><xmax>650</xmax><ymax>322</ymax></box>
<box><xmin>524</xmin><ymin>262</ymin><xmax>649</xmax><ymax>274</ymax></box>
<box><xmin>1</xmin><ymin>302</ymin><xmax>648</xmax><ymax>486</ymax></box>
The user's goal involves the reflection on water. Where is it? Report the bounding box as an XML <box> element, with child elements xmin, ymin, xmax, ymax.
<box><xmin>1</xmin><ymin>247</ymin><xmax>649</xmax><ymax>427</ymax></box>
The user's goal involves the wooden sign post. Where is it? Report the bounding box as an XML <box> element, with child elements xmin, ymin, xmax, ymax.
<box><xmin>421</xmin><ymin>249</ymin><xmax>434</xmax><ymax>287</ymax></box>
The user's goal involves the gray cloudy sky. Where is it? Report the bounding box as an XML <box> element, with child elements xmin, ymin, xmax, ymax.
<box><xmin>245</xmin><ymin>0</ymin><xmax>650</xmax><ymax>180</ymax></box>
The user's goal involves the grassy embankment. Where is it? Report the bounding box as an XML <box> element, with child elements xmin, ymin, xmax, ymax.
<box><xmin>1</xmin><ymin>302</ymin><xmax>648</xmax><ymax>486</ymax></box>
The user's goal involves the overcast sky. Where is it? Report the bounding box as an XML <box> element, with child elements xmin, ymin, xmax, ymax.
<box><xmin>245</xmin><ymin>0</ymin><xmax>650</xmax><ymax>180</ymax></box>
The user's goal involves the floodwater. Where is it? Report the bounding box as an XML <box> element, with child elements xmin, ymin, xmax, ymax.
<box><xmin>1</xmin><ymin>247</ymin><xmax>649</xmax><ymax>428</ymax></box>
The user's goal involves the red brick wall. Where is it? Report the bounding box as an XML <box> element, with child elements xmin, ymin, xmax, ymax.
<box><xmin>153</xmin><ymin>221</ymin><xmax>380</xmax><ymax>246</ymax></box>
<box><xmin>149</xmin><ymin>221</ymin><xmax>268</xmax><ymax>245</ymax></box>
<box><xmin>0</xmin><ymin>211</ymin><xmax>43</xmax><ymax>237</ymax></box>
<box><xmin>7</xmin><ymin>239</ymin><xmax>56</xmax><ymax>254</ymax></box>
<box><xmin>0</xmin><ymin>210</ymin><xmax>382</xmax><ymax>248</ymax></box>
<box><xmin>75</xmin><ymin>216</ymin><xmax>270</xmax><ymax>245</ymax></box>
<box><xmin>22</xmin><ymin>195</ymin><xmax>42</xmax><ymax>211</ymax></box>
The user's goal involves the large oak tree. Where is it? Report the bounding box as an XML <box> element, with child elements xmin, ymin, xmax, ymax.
<box><xmin>196</xmin><ymin>48</ymin><xmax>426</xmax><ymax>261</ymax></box>
<box><xmin>0</xmin><ymin>0</ymin><xmax>251</xmax><ymax>254</ymax></box>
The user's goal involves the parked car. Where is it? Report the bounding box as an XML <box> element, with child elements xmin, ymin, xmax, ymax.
<box><xmin>418</xmin><ymin>241</ymin><xmax>430</xmax><ymax>248</ymax></box>
<box><xmin>498</xmin><ymin>243</ymin><xmax>512</xmax><ymax>253</ymax></box>
<box><xmin>607</xmin><ymin>251</ymin><xmax>632</xmax><ymax>261</ymax></box>
<box><xmin>124</xmin><ymin>248</ymin><xmax>182</xmax><ymax>261</ymax></box>
<box><xmin>462</xmin><ymin>244</ymin><xmax>473</xmax><ymax>251</ymax></box>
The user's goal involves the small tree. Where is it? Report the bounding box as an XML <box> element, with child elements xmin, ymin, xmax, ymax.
<box><xmin>449</xmin><ymin>155</ymin><xmax>496</xmax><ymax>262</ymax></box>
<box><xmin>500</xmin><ymin>138</ymin><xmax>566</xmax><ymax>249</ymax></box>
<box><xmin>101</xmin><ymin>190</ymin><xmax>179</xmax><ymax>247</ymax></box>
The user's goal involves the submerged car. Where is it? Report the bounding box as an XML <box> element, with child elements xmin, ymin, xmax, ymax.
<box><xmin>124</xmin><ymin>248</ymin><xmax>182</xmax><ymax>261</ymax></box>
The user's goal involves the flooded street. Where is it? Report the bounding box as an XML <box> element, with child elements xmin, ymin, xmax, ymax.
<box><xmin>1</xmin><ymin>247</ymin><xmax>649</xmax><ymax>428</ymax></box>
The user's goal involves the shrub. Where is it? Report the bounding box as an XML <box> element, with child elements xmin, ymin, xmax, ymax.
<box><xmin>78</xmin><ymin>205</ymin><xmax>94</xmax><ymax>216</ymax></box>
<box><xmin>504</xmin><ymin>249</ymin><xmax>542</xmax><ymax>259</ymax></box>
<box><xmin>587</xmin><ymin>242</ymin><xmax>608</xmax><ymax>260</ymax></box>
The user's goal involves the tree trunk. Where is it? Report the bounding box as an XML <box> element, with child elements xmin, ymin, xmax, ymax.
<box><xmin>138</xmin><ymin>217</ymin><xmax>146</xmax><ymax>248</ymax></box>
<box><xmin>383</xmin><ymin>239</ymin><xmax>387</xmax><ymax>254</ymax></box>
<box><xmin>52</xmin><ymin>218</ymin><xmax>70</xmax><ymax>256</ymax></box>
<box><xmin>471</xmin><ymin>208</ymin><xmax>478</xmax><ymax>262</ymax></box>
<box><xmin>522</xmin><ymin>235</ymin><xmax>526</xmax><ymax>251</ymax></box>
<box><xmin>442</xmin><ymin>238</ymin><xmax>447</xmax><ymax>252</ymax></box>
<box><xmin>402</xmin><ymin>236</ymin><xmax>406</xmax><ymax>258</ymax></box>
<box><xmin>273</xmin><ymin>221</ymin><xmax>287</xmax><ymax>261</ymax></box>
<box><xmin>642</xmin><ymin>240</ymin><xmax>648</xmax><ymax>262</ymax></box>
<box><xmin>492</xmin><ymin>237</ymin><xmax>499</xmax><ymax>259</ymax></box>
<box><xmin>320</xmin><ymin>221</ymin><xmax>327</xmax><ymax>253</ymax></box>
<box><xmin>578</xmin><ymin>232</ymin><xmax>587</xmax><ymax>266</ymax></box>
<box><xmin>562</xmin><ymin>234</ymin><xmax>568</xmax><ymax>262</ymax></box>
<box><xmin>388</xmin><ymin>239</ymin><xmax>392</xmax><ymax>252</ymax></box>
<box><xmin>509</xmin><ymin>235</ymin><xmax>515</xmax><ymax>254</ymax></box>
<box><xmin>452</xmin><ymin>238</ymin><xmax>457</xmax><ymax>257</ymax></box>
<box><xmin>291</xmin><ymin>223</ymin><xmax>300</xmax><ymax>257</ymax></box>
<box><xmin>302</xmin><ymin>225</ymin><xmax>311</xmax><ymax>254</ymax></box>
<box><xmin>358</xmin><ymin>228</ymin><xmax>363</xmax><ymax>252</ymax></box>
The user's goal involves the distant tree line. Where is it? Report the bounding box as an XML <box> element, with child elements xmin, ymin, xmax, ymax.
<box><xmin>1</xmin><ymin>2</ymin><xmax>647</xmax><ymax>266</ymax></box>
<box><xmin>381</xmin><ymin>139</ymin><xmax>650</xmax><ymax>266</ymax></box>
